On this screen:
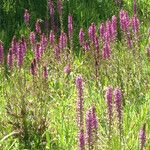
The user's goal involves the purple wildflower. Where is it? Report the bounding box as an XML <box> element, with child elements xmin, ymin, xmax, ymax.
<box><xmin>91</xmin><ymin>106</ymin><xmax>98</xmax><ymax>131</ymax></box>
<box><xmin>102</xmin><ymin>42</ymin><xmax>111</xmax><ymax>59</ymax></box>
<box><xmin>132</xmin><ymin>15</ymin><xmax>140</xmax><ymax>34</ymax></box>
<box><xmin>94</xmin><ymin>36</ymin><xmax>100</xmax><ymax>64</ymax></box>
<box><xmin>100</xmin><ymin>23</ymin><xmax>106</xmax><ymax>40</ymax></box>
<box><xmin>134</xmin><ymin>0</ymin><xmax>137</xmax><ymax>15</ymax></box>
<box><xmin>139</xmin><ymin>123</ymin><xmax>146</xmax><ymax>150</ymax></box>
<box><xmin>0</xmin><ymin>41</ymin><xmax>4</xmax><ymax>64</ymax></box>
<box><xmin>40</xmin><ymin>33</ymin><xmax>47</xmax><ymax>48</ymax></box>
<box><xmin>79</xmin><ymin>28</ymin><xmax>85</xmax><ymax>47</ymax></box>
<box><xmin>88</xmin><ymin>23</ymin><xmax>96</xmax><ymax>42</ymax></box>
<box><xmin>114</xmin><ymin>87</ymin><xmax>122</xmax><ymax>124</ymax></box>
<box><xmin>111</xmin><ymin>15</ymin><xmax>117</xmax><ymax>40</ymax></box>
<box><xmin>76</xmin><ymin>76</ymin><xmax>84</xmax><ymax>128</ymax></box>
<box><xmin>21</xmin><ymin>36</ymin><xmax>27</xmax><ymax>55</ymax></box>
<box><xmin>119</xmin><ymin>9</ymin><xmax>130</xmax><ymax>32</ymax></box>
<box><xmin>86</xmin><ymin>109</ymin><xmax>93</xmax><ymax>149</ymax></box>
<box><xmin>48</xmin><ymin>0</ymin><xmax>55</xmax><ymax>31</ymax></box>
<box><xmin>54</xmin><ymin>45</ymin><xmax>60</xmax><ymax>60</ymax></box>
<box><xmin>57</xmin><ymin>0</ymin><xmax>63</xmax><ymax>17</ymax></box>
<box><xmin>78</xmin><ymin>129</ymin><xmax>85</xmax><ymax>150</ymax></box>
<box><xmin>24</xmin><ymin>9</ymin><xmax>30</xmax><ymax>25</ymax></box>
<box><xmin>7</xmin><ymin>48</ymin><xmax>13</xmax><ymax>69</ymax></box>
<box><xmin>68</xmin><ymin>15</ymin><xmax>73</xmax><ymax>47</ymax></box>
<box><xmin>106</xmin><ymin>20</ymin><xmax>112</xmax><ymax>41</ymax></box>
<box><xmin>35</xmin><ymin>43</ymin><xmax>41</xmax><ymax>61</ymax></box>
<box><xmin>83</xmin><ymin>41</ymin><xmax>90</xmax><ymax>51</ymax></box>
<box><xmin>30</xmin><ymin>32</ymin><xmax>36</xmax><ymax>46</ymax></box>
<box><xmin>49</xmin><ymin>31</ymin><xmax>55</xmax><ymax>46</ymax></box>
<box><xmin>17</xmin><ymin>42</ymin><xmax>24</xmax><ymax>68</ymax></box>
<box><xmin>35</xmin><ymin>19</ymin><xmax>41</xmax><ymax>34</ymax></box>
<box><xmin>59</xmin><ymin>32</ymin><xmax>67</xmax><ymax>50</ymax></box>
<box><xmin>105</xmin><ymin>86</ymin><xmax>113</xmax><ymax>126</ymax></box>
<box><xmin>85</xmin><ymin>107</ymin><xmax>98</xmax><ymax>149</ymax></box>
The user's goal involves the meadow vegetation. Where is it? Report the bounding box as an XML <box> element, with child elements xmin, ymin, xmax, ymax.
<box><xmin>0</xmin><ymin>0</ymin><xmax>150</xmax><ymax>149</ymax></box>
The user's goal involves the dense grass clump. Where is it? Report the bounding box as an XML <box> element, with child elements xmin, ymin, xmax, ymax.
<box><xmin>0</xmin><ymin>0</ymin><xmax>150</xmax><ymax>150</ymax></box>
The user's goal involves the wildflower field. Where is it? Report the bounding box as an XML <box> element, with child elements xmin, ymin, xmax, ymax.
<box><xmin>0</xmin><ymin>0</ymin><xmax>150</xmax><ymax>149</ymax></box>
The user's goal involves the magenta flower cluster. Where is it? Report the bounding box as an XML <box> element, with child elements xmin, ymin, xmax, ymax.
<box><xmin>105</xmin><ymin>86</ymin><xmax>123</xmax><ymax>131</ymax></box>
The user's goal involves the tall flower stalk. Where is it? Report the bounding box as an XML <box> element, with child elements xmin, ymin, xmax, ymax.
<box><xmin>7</xmin><ymin>48</ymin><xmax>13</xmax><ymax>70</ymax></box>
<box><xmin>86</xmin><ymin>106</ymin><xmax>98</xmax><ymax>150</ymax></box>
<box><xmin>76</xmin><ymin>76</ymin><xmax>85</xmax><ymax>150</ymax></box>
<box><xmin>57</xmin><ymin>0</ymin><xmax>63</xmax><ymax>30</ymax></box>
<box><xmin>48</xmin><ymin>0</ymin><xmax>55</xmax><ymax>31</ymax></box>
<box><xmin>68</xmin><ymin>15</ymin><xmax>73</xmax><ymax>50</ymax></box>
<box><xmin>114</xmin><ymin>87</ymin><xmax>123</xmax><ymax>142</ymax></box>
<box><xmin>105</xmin><ymin>86</ymin><xmax>113</xmax><ymax>141</ymax></box>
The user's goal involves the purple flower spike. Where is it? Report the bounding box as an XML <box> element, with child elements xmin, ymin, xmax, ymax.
<box><xmin>76</xmin><ymin>76</ymin><xmax>84</xmax><ymax>128</ymax></box>
<box><xmin>40</xmin><ymin>33</ymin><xmax>47</xmax><ymax>48</ymax></box>
<box><xmin>100</xmin><ymin>23</ymin><xmax>106</xmax><ymax>40</ymax></box>
<box><xmin>57</xmin><ymin>0</ymin><xmax>63</xmax><ymax>17</ymax></box>
<box><xmin>21</xmin><ymin>36</ymin><xmax>27</xmax><ymax>55</ymax></box>
<box><xmin>78</xmin><ymin>129</ymin><xmax>85</xmax><ymax>150</ymax></box>
<box><xmin>59</xmin><ymin>32</ymin><xmax>67</xmax><ymax>50</ymax></box>
<box><xmin>35</xmin><ymin>43</ymin><xmax>41</xmax><ymax>61</ymax></box>
<box><xmin>86</xmin><ymin>109</ymin><xmax>93</xmax><ymax>149</ymax></box>
<box><xmin>48</xmin><ymin>0</ymin><xmax>55</xmax><ymax>31</ymax></box>
<box><xmin>134</xmin><ymin>0</ymin><xmax>137</xmax><ymax>15</ymax></box>
<box><xmin>83</xmin><ymin>41</ymin><xmax>90</xmax><ymax>51</ymax></box>
<box><xmin>105</xmin><ymin>86</ymin><xmax>113</xmax><ymax>125</ymax></box>
<box><xmin>54</xmin><ymin>45</ymin><xmax>60</xmax><ymax>60</ymax></box>
<box><xmin>68</xmin><ymin>15</ymin><xmax>73</xmax><ymax>46</ymax></box>
<box><xmin>88</xmin><ymin>23</ymin><xmax>96</xmax><ymax>42</ymax></box>
<box><xmin>30</xmin><ymin>32</ymin><xmax>36</xmax><ymax>46</ymax></box>
<box><xmin>132</xmin><ymin>15</ymin><xmax>140</xmax><ymax>34</ymax></box>
<box><xmin>35</xmin><ymin>19</ymin><xmax>41</xmax><ymax>34</ymax></box>
<box><xmin>49</xmin><ymin>31</ymin><xmax>55</xmax><ymax>46</ymax></box>
<box><xmin>111</xmin><ymin>15</ymin><xmax>117</xmax><ymax>40</ymax></box>
<box><xmin>0</xmin><ymin>41</ymin><xmax>4</xmax><ymax>64</ymax></box>
<box><xmin>86</xmin><ymin>106</ymin><xmax>98</xmax><ymax>149</ymax></box>
<box><xmin>7</xmin><ymin>48</ymin><xmax>13</xmax><ymax>69</ymax></box>
<box><xmin>79</xmin><ymin>28</ymin><xmax>85</xmax><ymax>47</ymax></box>
<box><xmin>114</xmin><ymin>87</ymin><xmax>122</xmax><ymax>124</ymax></box>
<box><xmin>106</xmin><ymin>20</ymin><xmax>112</xmax><ymax>41</ymax></box>
<box><xmin>43</xmin><ymin>66</ymin><xmax>48</xmax><ymax>78</ymax></box>
<box><xmin>119</xmin><ymin>9</ymin><xmax>130</xmax><ymax>32</ymax></box>
<box><xmin>139</xmin><ymin>123</ymin><xmax>146</xmax><ymax>150</ymax></box>
<box><xmin>24</xmin><ymin>9</ymin><xmax>30</xmax><ymax>25</ymax></box>
<box><xmin>102</xmin><ymin>42</ymin><xmax>111</xmax><ymax>60</ymax></box>
<box><xmin>91</xmin><ymin>106</ymin><xmax>98</xmax><ymax>131</ymax></box>
<box><xmin>17</xmin><ymin>42</ymin><xmax>24</xmax><ymax>68</ymax></box>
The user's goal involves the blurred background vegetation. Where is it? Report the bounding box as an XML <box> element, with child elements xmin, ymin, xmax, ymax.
<box><xmin>0</xmin><ymin>0</ymin><xmax>150</xmax><ymax>51</ymax></box>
